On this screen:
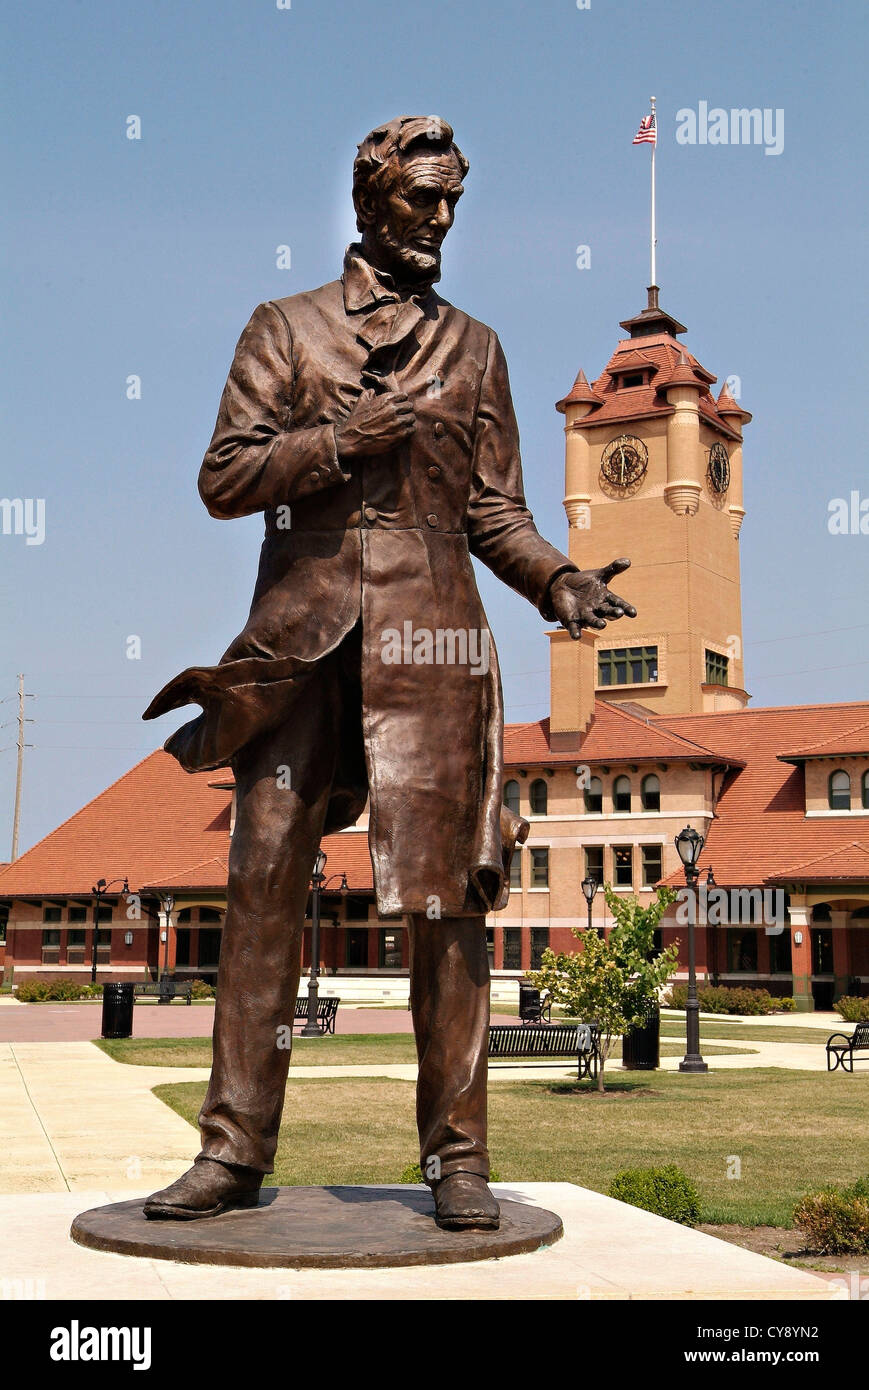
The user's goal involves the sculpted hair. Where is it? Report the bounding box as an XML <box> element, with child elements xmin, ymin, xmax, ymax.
<box><xmin>352</xmin><ymin>115</ymin><xmax>469</xmax><ymax>231</ymax></box>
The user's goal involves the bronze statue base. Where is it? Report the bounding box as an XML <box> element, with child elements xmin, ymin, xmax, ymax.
<box><xmin>71</xmin><ymin>1185</ymin><xmax>563</xmax><ymax>1270</ymax></box>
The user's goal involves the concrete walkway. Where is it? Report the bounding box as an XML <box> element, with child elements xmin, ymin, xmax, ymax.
<box><xmin>0</xmin><ymin>1042</ymin><xmax>203</xmax><ymax>1193</ymax></box>
<box><xmin>0</xmin><ymin>1184</ymin><xmax>836</xmax><ymax>1301</ymax></box>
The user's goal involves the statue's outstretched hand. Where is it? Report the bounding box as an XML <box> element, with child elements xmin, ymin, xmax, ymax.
<box><xmin>549</xmin><ymin>558</ymin><xmax>636</xmax><ymax>639</ymax></box>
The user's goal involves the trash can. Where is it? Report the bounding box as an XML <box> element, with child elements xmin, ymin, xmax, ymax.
<box><xmin>622</xmin><ymin>1000</ymin><xmax>660</xmax><ymax>1070</ymax></box>
<box><xmin>101</xmin><ymin>981</ymin><xmax>135</xmax><ymax>1039</ymax></box>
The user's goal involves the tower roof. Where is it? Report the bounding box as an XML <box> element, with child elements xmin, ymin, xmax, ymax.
<box><xmin>717</xmin><ymin>380</ymin><xmax>752</xmax><ymax>425</ymax></box>
<box><xmin>556</xmin><ymin>287</ymin><xmax>746</xmax><ymax>440</ymax></box>
<box><xmin>619</xmin><ymin>285</ymin><xmax>686</xmax><ymax>339</ymax></box>
<box><xmin>555</xmin><ymin>368</ymin><xmax>605</xmax><ymax>414</ymax></box>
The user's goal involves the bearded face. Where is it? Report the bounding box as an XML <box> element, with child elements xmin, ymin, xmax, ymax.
<box><xmin>361</xmin><ymin>152</ymin><xmax>465</xmax><ymax>285</ymax></box>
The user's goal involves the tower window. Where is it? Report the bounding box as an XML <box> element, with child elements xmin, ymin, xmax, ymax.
<box><xmin>584</xmin><ymin>776</ymin><xmax>603</xmax><ymax>814</ymax></box>
<box><xmin>530</xmin><ymin>849</ymin><xmax>549</xmax><ymax>887</ymax></box>
<box><xmin>530</xmin><ymin>928</ymin><xmax>550</xmax><ymax>969</ymax></box>
<box><xmin>641</xmin><ymin>845</ymin><xmax>663</xmax><ymax>886</ymax></box>
<box><xmin>705</xmin><ymin>649</ymin><xmax>729</xmax><ymax>686</ymax></box>
<box><xmin>598</xmin><ymin>646</ymin><xmax>658</xmax><ymax>686</ymax></box>
<box><xmin>509</xmin><ymin>850</ymin><xmax>523</xmax><ymax>888</ymax></box>
<box><xmin>584</xmin><ymin>846</ymin><xmax>604</xmax><ymax>881</ymax></box>
<box><xmin>613</xmin><ymin>776</ymin><xmax>632</xmax><ymax>812</ymax></box>
<box><xmin>829</xmin><ymin>770</ymin><xmax>851</xmax><ymax>811</ymax></box>
<box><xmin>613</xmin><ymin>846</ymin><xmax>633</xmax><ymax>888</ymax></box>
<box><xmin>503</xmin><ymin>779</ymin><xmax>520</xmax><ymax>814</ymax></box>
<box><xmin>529</xmin><ymin>778</ymin><xmax>548</xmax><ymax>815</ymax></box>
<box><xmin>641</xmin><ymin>774</ymin><xmax>661</xmax><ymax>812</ymax></box>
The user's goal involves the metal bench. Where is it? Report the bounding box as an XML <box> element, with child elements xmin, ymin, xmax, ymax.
<box><xmin>826</xmin><ymin>1021</ymin><xmax>869</xmax><ymax>1072</ymax></box>
<box><xmin>133</xmin><ymin>980</ymin><xmax>193</xmax><ymax>1005</ymax></box>
<box><xmin>488</xmin><ymin>1022</ymin><xmax>600</xmax><ymax>1081</ymax></box>
<box><xmin>293</xmin><ymin>996</ymin><xmax>340</xmax><ymax>1034</ymax></box>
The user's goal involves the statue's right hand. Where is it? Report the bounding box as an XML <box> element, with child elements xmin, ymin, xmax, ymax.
<box><xmin>335</xmin><ymin>390</ymin><xmax>416</xmax><ymax>460</ymax></box>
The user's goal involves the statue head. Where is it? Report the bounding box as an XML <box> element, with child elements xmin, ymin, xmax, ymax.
<box><xmin>352</xmin><ymin>116</ymin><xmax>468</xmax><ymax>286</ymax></box>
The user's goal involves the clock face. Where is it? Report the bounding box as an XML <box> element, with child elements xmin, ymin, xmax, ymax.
<box><xmin>600</xmin><ymin>434</ymin><xmax>648</xmax><ymax>490</ymax></box>
<box><xmin>707</xmin><ymin>441</ymin><xmax>731</xmax><ymax>494</ymax></box>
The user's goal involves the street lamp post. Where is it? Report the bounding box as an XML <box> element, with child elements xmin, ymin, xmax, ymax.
<box><xmin>581</xmin><ymin>875</ymin><xmax>600</xmax><ymax>934</ymax></box>
<box><xmin>90</xmin><ymin>876</ymin><xmax>129</xmax><ymax>984</ymax></box>
<box><xmin>675</xmin><ymin>826</ymin><xmax>708</xmax><ymax>1074</ymax></box>
<box><xmin>301</xmin><ymin>850</ymin><xmax>328</xmax><ymax>1037</ymax></box>
<box><xmin>301</xmin><ymin>859</ymin><xmax>349</xmax><ymax>1036</ymax></box>
<box><xmin>159</xmin><ymin>894</ymin><xmax>175</xmax><ymax>990</ymax></box>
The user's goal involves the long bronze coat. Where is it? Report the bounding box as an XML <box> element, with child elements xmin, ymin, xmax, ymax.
<box><xmin>144</xmin><ymin>247</ymin><xmax>576</xmax><ymax>917</ymax></box>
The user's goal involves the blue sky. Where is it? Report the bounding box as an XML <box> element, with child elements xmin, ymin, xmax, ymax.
<box><xmin>2</xmin><ymin>0</ymin><xmax>867</xmax><ymax>853</ymax></box>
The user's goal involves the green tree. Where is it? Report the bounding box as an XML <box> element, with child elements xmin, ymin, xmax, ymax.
<box><xmin>528</xmin><ymin>885</ymin><xmax>679</xmax><ymax>1092</ymax></box>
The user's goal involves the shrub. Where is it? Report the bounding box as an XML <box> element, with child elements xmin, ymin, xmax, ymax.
<box><xmin>16</xmin><ymin>979</ymin><xmax>50</xmax><ymax>1002</ymax></box>
<box><xmin>17</xmin><ymin>978</ymin><xmax>109</xmax><ymax>1001</ymax></box>
<box><xmin>190</xmin><ymin>979</ymin><xmax>216</xmax><ymax>999</ymax></box>
<box><xmin>836</xmin><ymin>996</ymin><xmax>869</xmax><ymax>1023</ymax></box>
<box><xmin>664</xmin><ymin>984</ymin><xmax>789</xmax><ymax>1015</ymax></box>
<box><xmin>793</xmin><ymin>1182</ymin><xmax>869</xmax><ymax>1255</ymax></box>
<box><xmin>608</xmin><ymin>1165</ymin><xmax>701</xmax><ymax>1226</ymax></box>
<box><xmin>399</xmin><ymin>1162</ymin><xmax>500</xmax><ymax>1184</ymax></box>
<box><xmin>777</xmin><ymin>996</ymin><xmax>797</xmax><ymax>1012</ymax></box>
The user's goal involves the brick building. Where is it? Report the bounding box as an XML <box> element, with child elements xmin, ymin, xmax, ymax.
<box><xmin>2</xmin><ymin>288</ymin><xmax>867</xmax><ymax>1007</ymax></box>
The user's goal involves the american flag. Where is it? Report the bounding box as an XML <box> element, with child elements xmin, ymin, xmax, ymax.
<box><xmin>632</xmin><ymin>112</ymin><xmax>657</xmax><ymax>146</ymax></box>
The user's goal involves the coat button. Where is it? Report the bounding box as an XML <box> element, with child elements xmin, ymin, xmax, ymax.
<box><xmin>433</xmin><ymin>421</ymin><xmax>445</xmax><ymax>438</ymax></box>
<box><xmin>309</xmin><ymin>470</ymin><xmax>320</xmax><ymax>483</ymax></box>
<box><xmin>426</xmin><ymin>513</ymin><xmax>438</xmax><ymax>527</ymax></box>
<box><xmin>363</xmin><ymin>506</ymin><xmax>378</xmax><ymax>524</ymax></box>
<box><xmin>427</xmin><ymin>466</ymin><xmax>441</xmax><ymax>479</ymax></box>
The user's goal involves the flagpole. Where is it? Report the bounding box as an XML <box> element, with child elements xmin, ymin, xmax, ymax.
<box><xmin>650</xmin><ymin>94</ymin><xmax>657</xmax><ymax>285</ymax></box>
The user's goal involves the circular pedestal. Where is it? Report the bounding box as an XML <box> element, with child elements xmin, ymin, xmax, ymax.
<box><xmin>70</xmin><ymin>1185</ymin><xmax>563</xmax><ymax>1270</ymax></box>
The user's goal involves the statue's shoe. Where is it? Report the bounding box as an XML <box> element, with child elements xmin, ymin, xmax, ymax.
<box><xmin>143</xmin><ymin>1158</ymin><xmax>263</xmax><ymax>1220</ymax></box>
<box><xmin>433</xmin><ymin>1173</ymin><xmax>500</xmax><ymax>1231</ymax></box>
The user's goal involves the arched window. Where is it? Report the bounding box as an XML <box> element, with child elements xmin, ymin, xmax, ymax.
<box><xmin>613</xmin><ymin>775</ymin><xmax>631</xmax><ymax>813</ymax></box>
<box><xmin>503</xmin><ymin>779</ymin><xmax>520</xmax><ymax>814</ymax></box>
<box><xmin>863</xmin><ymin>770</ymin><xmax>869</xmax><ymax>810</ymax></box>
<box><xmin>829</xmin><ymin>770</ymin><xmax>851</xmax><ymax>811</ymax></box>
<box><xmin>641</xmin><ymin>774</ymin><xmax>661</xmax><ymax>812</ymax></box>
<box><xmin>584</xmin><ymin>776</ymin><xmax>603</xmax><ymax>814</ymax></box>
<box><xmin>529</xmin><ymin>778</ymin><xmax>548</xmax><ymax>815</ymax></box>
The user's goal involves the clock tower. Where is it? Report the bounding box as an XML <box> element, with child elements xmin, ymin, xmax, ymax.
<box><xmin>548</xmin><ymin>286</ymin><xmax>752</xmax><ymax>745</ymax></box>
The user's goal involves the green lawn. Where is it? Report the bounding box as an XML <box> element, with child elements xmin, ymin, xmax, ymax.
<box><xmin>498</xmin><ymin>1003</ymin><xmax>832</xmax><ymax>1047</ymax></box>
<box><xmin>659</xmin><ymin>1020</ymin><xmax>831</xmax><ymax>1046</ymax></box>
<box><xmin>96</xmin><ymin>1033</ymin><xmax>752</xmax><ymax>1069</ymax></box>
<box><xmin>152</xmin><ymin>1068</ymin><xmax>869</xmax><ymax>1227</ymax></box>
<box><xmin>97</xmin><ymin>1033</ymin><xmax>419</xmax><ymax>1068</ymax></box>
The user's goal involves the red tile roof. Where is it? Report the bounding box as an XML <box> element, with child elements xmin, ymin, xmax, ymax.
<box><xmin>0</xmin><ymin>751</ymin><xmax>374</xmax><ymax>898</ymax></box>
<box><xmin>559</xmin><ymin>333</ymin><xmax>745</xmax><ymax>441</ymax></box>
<box><xmin>656</xmin><ymin>702</ymin><xmax>869</xmax><ymax>887</ymax></box>
<box><xmin>555</xmin><ymin>368</ymin><xmax>604</xmax><ymax>412</ymax></box>
<box><xmin>766</xmin><ymin>842</ymin><xmax>869</xmax><ymax>883</ymax></box>
<box><xmin>504</xmin><ymin>703</ymin><xmax>739</xmax><ymax>767</ymax></box>
<box><xmin>778</xmin><ymin>717</ymin><xmax>869</xmax><ymax>761</ymax></box>
<box><xmin>2</xmin><ymin>701</ymin><xmax>868</xmax><ymax>900</ymax></box>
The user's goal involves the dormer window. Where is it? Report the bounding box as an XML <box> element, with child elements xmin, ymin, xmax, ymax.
<box><xmin>619</xmin><ymin>372</ymin><xmax>647</xmax><ymax>388</ymax></box>
<box><xmin>829</xmin><ymin>770</ymin><xmax>851</xmax><ymax>811</ymax></box>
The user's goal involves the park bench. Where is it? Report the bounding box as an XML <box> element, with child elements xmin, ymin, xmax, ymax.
<box><xmin>293</xmin><ymin>996</ymin><xmax>340</xmax><ymax>1034</ymax></box>
<box><xmin>488</xmin><ymin>1022</ymin><xmax>600</xmax><ymax>1081</ymax></box>
<box><xmin>133</xmin><ymin>980</ymin><xmax>193</xmax><ymax>1005</ymax></box>
<box><xmin>518</xmin><ymin>982</ymin><xmax>552</xmax><ymax>1025</ymax></box>
<box><xmin>826</xmin><ymin>1021</ymin><xmax>869</xmax><ymax>1072</ymax></box>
